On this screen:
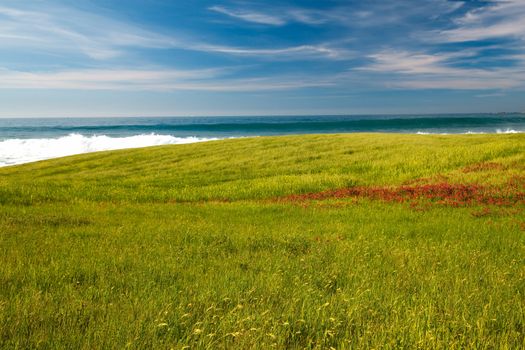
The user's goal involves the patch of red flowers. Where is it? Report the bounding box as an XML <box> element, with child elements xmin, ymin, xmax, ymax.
<box><xmin>278</xmin><ymin>182</ymin><xmax>525</xmax><ymax>207</ymax></box>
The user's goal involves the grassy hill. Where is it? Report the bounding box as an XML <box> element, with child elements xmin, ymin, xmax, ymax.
<box><xmin>1</xmin><ymin>133</ymin><xmax>524</xmax><ymax>349</ymax></box>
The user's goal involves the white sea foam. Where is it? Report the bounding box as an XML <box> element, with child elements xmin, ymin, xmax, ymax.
<box><xmin>416</xmin><ymin>131</ymin><xmax>450</xmax><ymax>135</ymax></box>
<box><xmin>496</xmin><ymin>129</ymin><xmax>522</xmax><ymax>134</ymax></box>
<box><xmin>417</xmin><ymin>129</ymin><xmax>523</xmax><ymax>135</ymax></box>
<box><xmin>0</xmin><ymin>133</ymin><xmax>218</xmax><ymax>167</ymax></box>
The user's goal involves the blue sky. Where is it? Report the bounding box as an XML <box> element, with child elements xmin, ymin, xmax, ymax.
<box><xmin>0</xmin><ymin>0</ymin><xmax>524</xmax><ymax>117</ymax></box>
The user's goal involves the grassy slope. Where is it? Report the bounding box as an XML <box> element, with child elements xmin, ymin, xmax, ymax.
<box><xmin>1</xmin><ymin>133</ymin><xmax>524</xmax><ymax>349</ymax></box>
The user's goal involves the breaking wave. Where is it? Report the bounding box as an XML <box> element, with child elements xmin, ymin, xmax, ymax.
<box><xmin>416</xmin><ymin>129</ymin><xmax>523</xmax><ymax>135</ymax></box>
<box><xmin>0</xmin><ymin>133</ymin><xmax>218</xmax><ymax>167</ymax></box>
<box><xmin>496</xmin><ymin>129</ymin><xmax>523</xmax><ymax>134</ymax></box>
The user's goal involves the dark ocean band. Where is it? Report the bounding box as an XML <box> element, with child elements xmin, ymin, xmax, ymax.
<box><xmin>0</xmin><ymin>114</ymin><xmax>524</xmax><ymax>139</ymax></box>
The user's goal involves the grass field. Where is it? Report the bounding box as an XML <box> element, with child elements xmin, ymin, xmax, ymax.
<box><xmin>1</xmin><ymin>133</ymin><xmax>524</xmax><ymax>349</ymax></box>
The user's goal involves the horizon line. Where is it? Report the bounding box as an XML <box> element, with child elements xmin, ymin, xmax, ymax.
<box><xmin>0</xmin><ymin>111</ymin><xmax>524</xmax><ymax>119</ymax></box>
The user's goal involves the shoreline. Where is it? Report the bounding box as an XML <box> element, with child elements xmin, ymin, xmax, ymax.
<box><xmin>1</xmin><ymin>131</ymin><xmax>524</xmax><ymax>167</ymax></box>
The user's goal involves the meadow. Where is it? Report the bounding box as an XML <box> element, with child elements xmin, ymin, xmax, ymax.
<box><xmin>0</xmin><ymin>133</ymin><xmax>524</xmax><ymax>349</ymax></box>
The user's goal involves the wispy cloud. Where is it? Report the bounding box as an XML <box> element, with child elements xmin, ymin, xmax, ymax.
<box><xmin>0</xmin><ymin>5</ymin><xmax>177</xmax><ymax>60</ymax></box>
<box><xmin>208</xmin><ymin>1</ymin><xmax>464</xmax><ymax>28</ymax></box>
<box><xmin>352</xmin><ymin>0</ymin><xmax>525</xmax><ymax>91</ymax></box>
<box><xmin>360</xmin><ymin>49</ymin><xmax>525</xmax><ymax>90</ymax></box>
<box><xmin>438</xmin><ymin>0</ymin><xmax>525</xmax><ymax>42</ymax></box>
<box><xmin>208</xmin><ymin>6</ymin><xmax>286</xmax><ymax>26</ymax></box>
<box><xmin>0</xmin><ymin>67</ymin><xmax>220</xmax><ymax>90</ymax></box>
<box><xmin>208</xmin><ymin>5</ymin><xmax>327</xmax><ymax>26</ymax></box>
<box><xmin>1</xmin><ymin>0</ymin><xmax>523</xmax><ymax>97</ymax></box>
<box><xmin>193</xmin><ymin>43</ymin><xmax>353</xmax><ymax>60</ymax></box>
<box><xmin>0</xmin><ymin>67</ymin><xmax>331</xmax><ymax>92</ymax></box>
<box><xmin>0</xmin><ymin>3</ymin><xmax>352</xmax><ymax>64</ymax></box>
<box><xmin>362</xmin><ymin>51</ymin><xmax>462</xmax><ymax>75</ymax></box>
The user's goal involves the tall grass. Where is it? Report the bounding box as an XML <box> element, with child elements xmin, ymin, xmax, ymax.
<box><xmin>0</xmin><ymin>133</ymin><xmax>524</xmax><ymax>349</ymax></box>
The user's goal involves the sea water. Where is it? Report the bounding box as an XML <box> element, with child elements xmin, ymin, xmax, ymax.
<box><xmin>0</xmin><ymin>114</ymin><xmax>524</xmax><ymax>166</ymax></box>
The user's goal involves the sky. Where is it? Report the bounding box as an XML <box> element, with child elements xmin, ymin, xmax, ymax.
<box><xmin>0</xmin><ymin>0</ymin><xmax>524</xmax><ymax>117</ymax></box>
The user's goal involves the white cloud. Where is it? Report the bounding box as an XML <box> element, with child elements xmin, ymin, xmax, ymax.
<box><xmin>0</xmin><ymin>67</ymin><xmax>331</xmax><ymax>92</ymax></box>
<box><xmin>359</xmin><ymin>49</ymin><xmax>525</xmax><ymax>90</ymax></box>
<box><xmin>439</xmin><ymin>0</ymin><xmax>525</xmax><ymax>42</ymax></box>
<box><xmin>208</xmin><ymin>6</ymin><xmax>286</xmax><ymax>25</ymax></box>
<box><xmin>208</xmin><ymin>5</ymin><xmax>327</xmax><ymax>26</ymax></box>
<box><xmin>287</xmin><ymin>9</ymin><xmax>327</xmax><ymax>25</ymax></box>
<box><xmin>353</xmin><ymin>1</ymin><xmax>525</xmax><ymax>91</ymax></box>
<box><xmin>362</xmin><ymin>51</ymin><xmax>460</xmax><ymax>75</ymax></box>
<box><xmin>0</xmin><ymin>3</ymin><xmax>351</xmax><ymax>63</ymax></box>
<box><xmin>1</xmin><ymin>1</ymin><xmax>523</xmax><ymax>94</ymax></box>
<box><xmin>0</xmin><ymin>67</ymin><xmax>219</xmax><ymax>90</ymax></box>
<box><xmin>393</xmin><ymin>78</ymin><xmax>519</xmax><ymax>90</ymax></box>
<box><xmin>208</xmin><ymin>5</ymin><xmax>339</xmax><ymax>26</ymax></box>
<box><xmin>194</xmin><ymin>43</ymin><xmax>353</xmax><ymax>60</ymax></box>
<box><xmin>208</xmin><ymin>0</ymin><xmax>465</xmax><ymax>28</ymax></box>
<box><xmin>0</xmin><ymin>5</ymin><xmax>177</xmax><ymax>60</ymax></box>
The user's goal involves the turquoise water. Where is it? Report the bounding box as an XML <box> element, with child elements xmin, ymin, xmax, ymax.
<box><xmin>0</xmin><ymin>114</ymin><xmax>524</xmax><ymax>166</ymax></box>
<box><xmin>1</xmin><ymin>114</ymin><xmax>524</xmax><ymax>139</ymax></box>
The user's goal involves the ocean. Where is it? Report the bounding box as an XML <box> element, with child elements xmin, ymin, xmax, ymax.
<box><xmin>0</xmin><ymin>114</ymin><xmax>524</xmax><ymax>167</ymax></box>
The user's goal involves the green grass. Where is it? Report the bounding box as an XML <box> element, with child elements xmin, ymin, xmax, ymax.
<box><xmin>1</xmin><ymin>133</ymin><xmax>524</xmax><ymax>349</ymax></box>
